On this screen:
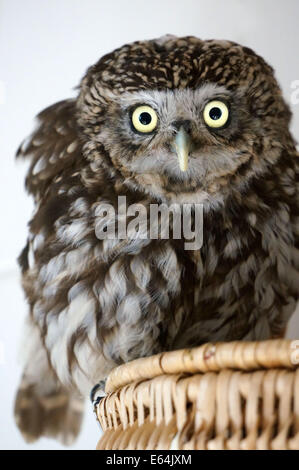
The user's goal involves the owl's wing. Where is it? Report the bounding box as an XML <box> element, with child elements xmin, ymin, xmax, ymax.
<box><xmin>15</xmin><ymin>100</ymin><xmax>86</xmax><ymax>445</ymax></box>
<box><xmin>16</xmin><ymin>99</ymin><xmax>82</xmax><ymax>200</ymax></box>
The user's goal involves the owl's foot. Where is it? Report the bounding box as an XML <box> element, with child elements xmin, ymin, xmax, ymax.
<box><xmin>90</xmin><ymin>380</ymin><xmax>106</xmax><ymax>412</ymax></box>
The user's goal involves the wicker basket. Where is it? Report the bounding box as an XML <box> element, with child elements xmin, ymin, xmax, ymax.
<box><xmin>95</xmin><ymin>339</ymin><xmax>299</xmax><ymax>450</ymax></box>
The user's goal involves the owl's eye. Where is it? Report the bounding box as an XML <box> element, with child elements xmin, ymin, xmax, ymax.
<box><xmin>203</xmin><ymin>100</ymin><xmax>229</xmax><ymax>129</ymax></box>
<box><xmin>131</xmin><ymin>105</ymin><xmax>158</xmax><ymax>133</ymax></box>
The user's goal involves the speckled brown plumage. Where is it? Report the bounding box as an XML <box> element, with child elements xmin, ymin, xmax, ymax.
<box><xmin>14</xmin><ymin>35</ymin><xmax>298</xmax><ymax>444</ymax></box>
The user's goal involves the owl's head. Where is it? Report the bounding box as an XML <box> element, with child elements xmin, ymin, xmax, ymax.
<box><xmin>77</xmin><ymin>35</ymin><xmax>294</xmax><ymax>206</ymax></box>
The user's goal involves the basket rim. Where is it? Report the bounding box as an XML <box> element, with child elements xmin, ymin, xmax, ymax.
<box><xmin>105</xmin><ymin>339</ymin><xmax>298</xmax><ymax>393</ymax></box>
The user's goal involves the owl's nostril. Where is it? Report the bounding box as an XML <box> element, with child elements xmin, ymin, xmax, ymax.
<box><xmin>172</xmin><ymin>120</ymin><xmax>192</xmax><ymax>134</ymax></box>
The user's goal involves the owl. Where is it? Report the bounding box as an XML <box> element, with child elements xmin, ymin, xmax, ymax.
<box><xmin>14</xmin><ymin>35</ymin><xmax>298</xmax><ymax>445</ymax></box>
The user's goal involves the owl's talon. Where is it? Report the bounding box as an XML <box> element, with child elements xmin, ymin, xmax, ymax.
<box><xmin>90</xmin><ymin>380</ymin><xmax>106</xmax><ymax>411</ymax></box>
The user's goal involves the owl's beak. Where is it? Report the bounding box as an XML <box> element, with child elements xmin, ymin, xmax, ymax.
<box><xmin>172</xmin><ymin>126</ymin><xmax>191</xmax><ymax>172</ymax></box>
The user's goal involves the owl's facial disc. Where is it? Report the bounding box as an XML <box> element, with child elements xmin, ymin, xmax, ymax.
<box><xmin>92</xmin><ymin>85</ymin><xmax>263</xmax><ymax>202</ymax></box>
<box><xmin>120</xmin><ymin>87</ymin><xmax>236</xmax><ymax>179</ymax></box>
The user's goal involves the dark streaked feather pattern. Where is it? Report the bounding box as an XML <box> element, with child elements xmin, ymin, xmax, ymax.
<box><xmin>15</xmin><ymin>35</ymin><xmax>298</xmax><ymax>445</ymax></box>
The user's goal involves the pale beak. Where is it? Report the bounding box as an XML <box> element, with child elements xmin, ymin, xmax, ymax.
<box><xmin>172</xmin><ymin>126</ymin><xmax>192</xmax><ymax>172</ymax></box>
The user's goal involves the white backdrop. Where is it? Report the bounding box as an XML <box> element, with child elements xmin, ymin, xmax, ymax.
<box><xmin>0</xmin><ymin>0</ymin><xmax>298</xmax><ymax>450</ymax></box>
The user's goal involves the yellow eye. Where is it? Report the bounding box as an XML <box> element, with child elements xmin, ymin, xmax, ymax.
<box><xmin>131</xmin><ymin>105</ymin><xmax>158</xmax><ymax>133</ymax></box>
<box><xmin>203</xmin><ymin>100</ymin><xmax>229</xmax><ymax>128</ymax></box>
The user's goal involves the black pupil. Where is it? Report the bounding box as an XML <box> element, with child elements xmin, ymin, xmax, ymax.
<box><xmin>139</xmin><ymin>112</ymin><xmax>152</xmax><ymax>125</ymax></box>
<box><xmin>209</xmin><ymin>107</ymin><xmax>222</xmax><ymax>120</ymax></box>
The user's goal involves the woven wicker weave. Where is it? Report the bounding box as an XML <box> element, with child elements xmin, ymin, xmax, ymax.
<box><xmin>96</xmin><ymin>339</ymin><xmax>299</xmax><ymax>450</ymax></box>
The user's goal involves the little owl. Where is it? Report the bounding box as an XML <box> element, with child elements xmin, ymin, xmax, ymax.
<box><xmin>14</xmin><ymin>35</ymin><xmax>298</xmax><ymax>444</ymax></box>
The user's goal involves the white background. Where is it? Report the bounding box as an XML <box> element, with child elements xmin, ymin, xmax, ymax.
<box><xmin>0</xmin><ymin>0</ymin><xmax>298</xmax><ymax>450</ymax></box>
